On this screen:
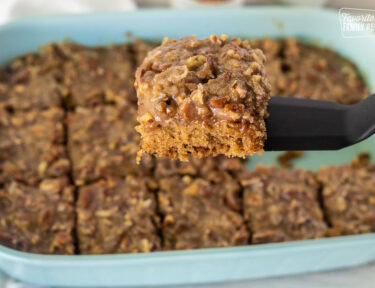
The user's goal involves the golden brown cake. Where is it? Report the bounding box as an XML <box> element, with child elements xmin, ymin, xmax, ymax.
<box><xmin>135</xmin><ymin>35</ymin><xmax>271</xmax><ymax>161</ymax></box>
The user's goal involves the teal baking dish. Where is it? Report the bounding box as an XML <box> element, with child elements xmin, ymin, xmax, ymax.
<box><xmin>0</xmin><ymin>7</ymin><xmax>375</xmax><ymax>287</ymax></box>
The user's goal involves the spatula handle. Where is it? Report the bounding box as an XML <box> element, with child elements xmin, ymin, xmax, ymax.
<box><xmin>265</xmin><ymin>97</ymin><xmax>350</xmax><ymax>151</ymax></box>
<box><xmin>348</xmin><ymin>94</ymin><xmax>375</xmax><ymax>145</ymax></box>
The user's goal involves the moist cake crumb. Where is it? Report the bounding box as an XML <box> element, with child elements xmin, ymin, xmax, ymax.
<box><xmin>135</xmin><ymin>35</ymin><xmax>271</xmax><ymax>161</ymax></box>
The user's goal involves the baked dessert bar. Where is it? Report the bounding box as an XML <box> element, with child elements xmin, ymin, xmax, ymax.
<box><xmin>0</xmin><ymin>37</ymin><xmax>371</xmax><ymax>255</ymax></box>
<box><xmin>240</xmin><ymin>166</ymin><xmax>327</xmax><ymax>244</ymax></box>
<box><xmin>68</xmin><ymin>103</ymin><xmax>152</xmax><ymax>186</ymax></box>
<box><xmin>282</xmin><ymin>38</ymin><xmax>368</xmax><ymax>104</ymax></box>
<box><xmin>0</xmin><ymin>108</ymin><xmax>69</xmax><ymax>185</ymax></box>
<box><xmin>0</xmin><ymin>50</ymin><xmax>63</xmax><ymax>111</ymax></box>
<box><xmin>62</xmin><ymin>43</ymin><xmax>136</xmax><ymax>107</ymax></box>
<box><xmin>0</xmin><ymin>177</ymin><xmax>75</xmax><ymax>254</ymax></box>
<box><xmin>317</xmin><ymin>163</ymin><xmax>375</xmax><ymax>235</ymax></box>
<box><xmin>135</xmin><ymin>35</ymin><xmax>271</xmax><ymax>161</ymax></box>
<box><xmin>77</xmin><ymin>175</ymin><xmax>161</xmax><ymax>254</ymax></box>
<box><xmin>250</xmin><ymin>38</ymin><xmax>368</xmax><ymax>104</ymax></box>
<box><xmin>157</xmin><ymin>165</ymin><xmax>248</xmax><ymax>250</ymax></box>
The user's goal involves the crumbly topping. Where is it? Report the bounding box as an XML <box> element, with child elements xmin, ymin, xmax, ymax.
<box><xmin>77</xmin><ymin>176</ymin><xmax>161</xmax><ymax>254</ymax></box>
<box><xmin>317</xmin><ymin>163</ymin><xmax>375</xmax><ymax>235</ymax></box>
<box><xmin>0</xmin><ymin>107</ymin><xmax>69</xmax><ymax>185</ymax></box>
<box><xmin>158</xmin><ymin>171</ymin><xmax>248</xmax><ymax>250</ymax></box>
<box><xmin>240</xmin><ymin>166</ymin><xmax>327</xmax><ymax>243</ymax></box>
<box><xmin>0</xmin><ymin>178</ymin><xmax>75</xmax><ymax>254</ymax></box>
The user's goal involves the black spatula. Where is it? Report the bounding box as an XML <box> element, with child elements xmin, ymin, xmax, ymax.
<box><xmin>264</xmin><ymin>94</ymin><xmax>375</xmax><ymax>151</ymax></box>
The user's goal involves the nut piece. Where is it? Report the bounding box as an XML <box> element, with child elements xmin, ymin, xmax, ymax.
<box><xmin>187</xmin><ymin>55</ymin><xmax>207</xmax><ymax>70</ymax></box>
<box><xmin>191</xmin><ymin>84</ymin><xmax>205</xmax><ymax>105</ymax></box>
<box><xmin>183</xmin><ymin>182</ymin><xmax>199</xmax><ymax>195</ymax></box>
<box><xmin>209</xmin><ymin>96</ymin><xmax>228</xmax><ymax>108</ymax></box>
<box><xmin>139</xmin><ymin>113</ymin><xmax>154</xmax><ymax>124</ymax></box>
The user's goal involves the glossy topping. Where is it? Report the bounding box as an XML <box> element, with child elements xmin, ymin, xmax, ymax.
<box><xmin>136</xmin><ymin>35</ymin><xmax>270</xmax><ymax>128</ymax></box>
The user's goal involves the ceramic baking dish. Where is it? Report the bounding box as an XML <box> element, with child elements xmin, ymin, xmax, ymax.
<box><xmin>0</xmin><ymin>7</ymin><xmax>375</xmax><ymax>287</ymax></box>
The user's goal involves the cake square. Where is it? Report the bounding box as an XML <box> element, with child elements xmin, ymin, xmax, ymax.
<box><xmin>317</xmin><ymin>164</ymin><xmax>375</xmax><ymax>235</ymax></box>
<box><xmin>281</xmin><ymin>38</ymin><xmax>368</xmax><ymax>104</ymax></box>
<box><xmin>135</xmin><ymin>35</ymin><xmax>271</xmax><ymax>161</ymax></box>
<box><xmin>240</xmin><ymin>166</ymin><xmax>327</xmax><ymax>244</ymax></box>
<box><xmin>77</xmin><ymin>175</ymin><xmax>161</xmax><ymax>254</ymax></box>
<box><xmin>0</xmin><ymin>108</ymin><xmax>69</xmax><ymax>185</ymax></box>
<box><xmin>62</xmin><ymin>43</ymin><xmax>136</xmax><ymax>107</ymax></box>
<box><xmin>68</xmin><ymin>104</ymin><xmax>153</xmax><ymax>186</ymax></box>
<box><xmin>0</xmin><ymin>50</ymin><xmax>63</xmax><ymax>111</ymax></box>
<box><xmin>250</xmin><ymin>38</ymin><xmax>368</xmax><ymax>104</ymax></box>
<box><xmin>157</xmin><ymin>166</ymin><xmax>248</xmax><ymax>250</ymax></box>
<box><xmin>0</xmin><ymin>177</ymin><xmax>75</xmax><ymax>254</ymax></box>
